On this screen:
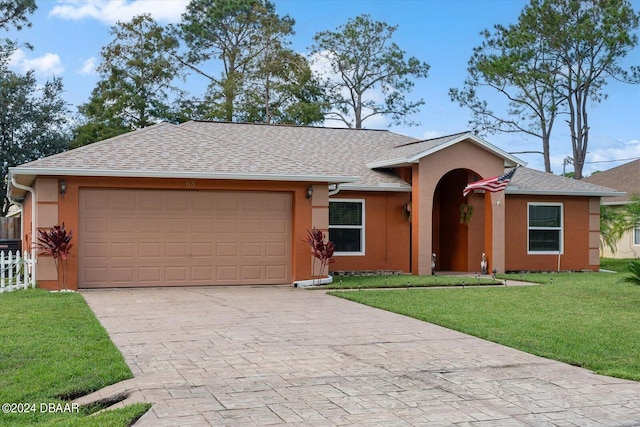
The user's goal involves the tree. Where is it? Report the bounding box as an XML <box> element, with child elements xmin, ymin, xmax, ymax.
<box><xmin>449</xmin><ymin>16</ymin><xmax>563</xmax><ymax>173</ymax></box>
<box><xmin>0</xmin><ymin>48</ymin><xmax>70</xmax><ymax>216</ymax></box>
<box><xmin>238</xmin><ymin>36</ymin><xmax>326</xmax><ymax>125</ymax></box>
<box><xmin>0</xmin><ymin>0</ymin><xmax>36</xmax><ymax>33</ymax></box>
<box><xmin>309</xmin><ymin>14</ymin><xmax>430</xmax><ymax>129</ymax></box>
<box><xmin>178</xmin><ymin>0</ymin><xmax>300</xmax><ymax>122</ymax></box>
<box><xmin>600</xmin><ymin>196</ymin><xmax>640</xmax><ymax>255</ymax></box>
<box><xmin>542</xmin><ymin>0</ymin><xmax>639</xmax><ymax>179</ymax></box>
<box><xmin>73</xmin><ymin>14</ymin><xmax>183</xmax><ymax>147</ymax></box>
<box><xmin>451</xmin><ymin>0</ymin><xmax>640</xmax><ymax>179</ymax></box>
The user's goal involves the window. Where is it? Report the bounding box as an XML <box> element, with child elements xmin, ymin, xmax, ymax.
<box><xmin>528</xmin><ymin>203</ymin><xmax>563</xmax><ymax>254</ymax></box>
<box><xmin>634</xmin><ymin>227</ymin><xmax>640</xmax><ymax>246</ymax></box>
<box><xmin>329</xmin><ymin>199</ymin><xmax>365</xmax><ymax>255</ymax></box>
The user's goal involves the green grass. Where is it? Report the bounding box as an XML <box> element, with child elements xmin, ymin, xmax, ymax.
<box><xmin>323</xmin><ymin>274</ymin><xmax>500</xmax><ymax>289</ymax></box>
<box><xmin>599</xmin><ymin>257</ymin><xmax>635</xmax><ymax>273</ymax></box>
<box><xmin>0</xmin><ymin>289</ymin><xmax>150</xmax><ymax>426</ymax></box>
<box><xmin>329</xmin><ymin>268</ymin><xmax>640</xmax><ymax>381</ymax></box>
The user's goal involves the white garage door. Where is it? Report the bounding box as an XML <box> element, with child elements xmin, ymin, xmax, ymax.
<box><xmin>79</xmin><ymin>189</ymin><xmax>292</xmax><ymax>288</ymax></box>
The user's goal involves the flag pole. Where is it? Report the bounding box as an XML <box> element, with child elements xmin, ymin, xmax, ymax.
<box><xmin>496</xmin><ymin>165</ymin><xmax>520</xmax><ymax>205</ymax></box>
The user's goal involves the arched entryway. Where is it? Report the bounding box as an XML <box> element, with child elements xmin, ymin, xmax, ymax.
<box><xmin>432</xmin><ymin>169</ymin><xmax>487</xmax><ymax>273</ymax></box>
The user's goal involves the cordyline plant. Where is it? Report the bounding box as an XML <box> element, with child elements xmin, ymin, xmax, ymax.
<box><xmin>36</xmin><ymin>223</ymin><xmax>73</xmax><ymax>291</ymax></box>
<box><xmin>306</xmin><ymin>228</ymin><xmax>335</xmax><ymax>285</ymax></box>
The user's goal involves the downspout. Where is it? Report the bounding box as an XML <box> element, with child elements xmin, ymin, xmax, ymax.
<box><xmin>328</xmin><ymin>183</ymin><xmax>341</xmax><ymax>196</ymax></box>
<box><xmin>10</xmin><ymin>175</ymin><xmax>37</xmax><ymax>285</ymax></box>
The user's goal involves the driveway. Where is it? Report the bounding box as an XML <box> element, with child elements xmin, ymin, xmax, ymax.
<box><xmin>80</xmin><ymin>286</ymin><xmax>640</xmax><ymax>426</ymax></box>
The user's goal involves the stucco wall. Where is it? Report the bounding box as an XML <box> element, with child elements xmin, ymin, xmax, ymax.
<box><xmin>600</xmin><ymin>204</ymin><xmax>640</xmax><ymax>259</ymax></box>
<box><xmin>602</xmin><ymin>228</ymin><xmax>640</xmax><ymax>258</ymax></box>
<box><xmin>505</xmin><ymin>195</ymin><xmax>598</xmax><ymax>271</ymax></box>
<box><xmin>42</xmin><ymin>176</ymin><xmax>315</xmax><ymax>290</ymax></box>
<box><xmin>416</xmin><ymin>140</ymin><xmax>506</xmax><ymax>274</ymax></box>
<box><xmin>329</xmin><ymin>191</ymin><xmax>411</xmax><ymax>274</ymax></box>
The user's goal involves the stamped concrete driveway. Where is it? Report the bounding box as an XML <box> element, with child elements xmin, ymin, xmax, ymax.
<box><xmin>80</xmin><ymin>286</ymin><xmax>640</xmax><ymax>426</ymax></box>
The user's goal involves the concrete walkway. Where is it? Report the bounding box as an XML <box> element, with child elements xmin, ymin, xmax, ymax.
<box><xmin>79</xmin><ymin>286</ymin><xmax>640</xmax><ymax>426</ymax></box>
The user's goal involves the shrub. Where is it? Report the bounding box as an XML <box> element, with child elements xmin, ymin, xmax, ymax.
<box><xmin>36</xmin><ymin>223</ymin><xmax>73</xmax><ymax>290</ymax></box>
<box><xmin>624</xmin><ymin>260</ymin><xmax>640</xmax><ymax>286</ymax></box>
<box><xmin>305</xmin><ymin>228</ymin><xmax>335</xmax><ymax>284</ymax></box>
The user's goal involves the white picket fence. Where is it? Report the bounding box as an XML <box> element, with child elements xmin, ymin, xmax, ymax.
<box><xmin>0</xmin><ymin>250</ymin><xmax>35</xmax><ymax>292</ymax></box>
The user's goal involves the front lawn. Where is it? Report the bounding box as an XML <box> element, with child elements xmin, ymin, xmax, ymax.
<box><xmin>329</xmin><ymin>269</ymin><xmax>640</xmax><ymax>381</ymax></box>
<box><xmin>0</xmin><ymin>289</ymin><xmax>150</xmax><ymax>425</ymax></box>
<box><xmin>323</xmin><ymin>274</ymin><xmax>500</xmax><ymax>289</ymax></box>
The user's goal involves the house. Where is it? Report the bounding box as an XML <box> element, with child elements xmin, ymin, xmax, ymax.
<box><xmin>7</xmin><ymin>121</ymin><xmax>621</xmax><ymax>290</ymax></box>
<box><xmin>583</xmin><ymin>159</ymin><xmax>640</xmax><ymax>258</ymax></box>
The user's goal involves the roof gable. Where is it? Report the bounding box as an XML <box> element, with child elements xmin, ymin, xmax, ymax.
<box><xmin>366</xmin><ymin>132</ymin><xmax>525</xmax><ymax>169</ymax></box>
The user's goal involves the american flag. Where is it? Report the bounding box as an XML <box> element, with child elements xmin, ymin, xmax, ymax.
<box><xmin>463</xmin><ymin>167</ymin><xmax>517</xmax><ymax>197</ymax></box>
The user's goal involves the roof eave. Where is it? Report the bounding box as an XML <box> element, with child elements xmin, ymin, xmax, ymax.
<box><xmin>506</xmin><ymin>189</ymin><xmax>625</xmax><ymax>197</ymax></box>
<box><xmin>601</xmin><ymin>200</ymin><xmax>632</xmax><ymax>206</ymax></box>
<box><xmin>8</xmin><ymin>167</ymin><xmax>359</xmax><ymax>186</ymax></box>
<box><xmin>339</xmin><ymin>184</ymin><xmax>412</xmax><ymax>192</ymax></box>
<box><xmin>9</xmin><ymin>167</ymin><xmax>359</xmax><ymax>183</ymax></box>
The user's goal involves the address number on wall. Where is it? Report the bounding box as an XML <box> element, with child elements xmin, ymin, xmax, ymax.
<box><xmin>185</xmin><ymin>181</ymin><xmax>196</xmax><ymax>188</ymax></box>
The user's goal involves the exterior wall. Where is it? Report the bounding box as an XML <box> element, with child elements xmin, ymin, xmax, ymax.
<box><xmin>505</xmin><ymin>195</ymin><xmax>598</xmax><ymax>271</ymax></box>
<box><xmin>600</xmin><ymin>204</ymin><xmax>639</xmax><ymax>259</ymax></box>
<box><xmin>33</xmin><ymin>178</ymin><xmax>61</xmax><ymax>288</ymax></box>
<box><xmin>602</xmin><ymin>228</ymin><xmax>640</xmax><ymax>258</ymax></box>
<box><xmin>41</xmin><ymin>176</ymin><xmax>315</xmax><ymax>290</ymax></box>
<box><xmin>416</xmin><ymin>140</ymin><xmax>506</xmax><ymax>274</ymax></box>
<box><xmin>467</xmin><ymin>192</ymin><xmax>486</xmax><ymax>272</ymax></box>
<box><xmin>588</xmin><ymin>198</ymin><xmax>600</xmax><ymax>267</ymax></box>
<box><xmin>21</xmin><ymin>191</ymin><xmax>33</xmax><ymax>254</ymax></box>
<box><xmin>329</xmin><ymin>191</ymin><xmax>411</xmax><ymax>273</ymax></box>
<box><xmin>310</xmin><ymin>184</ymin><xmax>329</xmax><ymax>277</ymax></box>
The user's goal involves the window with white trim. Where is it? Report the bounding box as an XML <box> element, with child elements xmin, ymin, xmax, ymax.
<box><xmin>528</xmin><ymin>203</ymin><xmax>563</xmax><ymax>253</ymax></box>
<box><xmin>329</xmin><ymin>199</ymin><xmax>365</xmax><ymax>255</ymax></box>
<box><xmin>634</xmin><ymin>227</ymin><xmax>640</xmax><ymax>246</ymax></box>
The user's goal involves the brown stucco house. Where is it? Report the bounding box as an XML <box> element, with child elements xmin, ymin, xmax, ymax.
<box><xmin>8</xmin><ymin>121</ymin><xmax>621</xmax><ymax>290</ymax></box>
<box><xmin>584</xmin><ymin>159</ymin><xmax>640</xmax><ymax>258</ymax></box>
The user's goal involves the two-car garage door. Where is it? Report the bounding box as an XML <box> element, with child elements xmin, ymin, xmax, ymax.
<box><xmin>78</xmin><ymin>189</ymin><xmax>292</xmax><ymax>288</ymax></box>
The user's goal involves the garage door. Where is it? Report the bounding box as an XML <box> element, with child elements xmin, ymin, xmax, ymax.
<box><xmin>78</xmin><ymin>189</ymin><xmax>291</xmax><ymax>288</ymax></box>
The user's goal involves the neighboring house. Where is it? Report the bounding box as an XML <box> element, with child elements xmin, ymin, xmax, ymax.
<box><xmin>584</xmin><ymin>159</ymin><xmax>640</xmax><ymax>258</ymax></box>
<box><xmin>7</xmin><ymin>121</ymin><xmax>621</xmax><ymax>290</ymax></box>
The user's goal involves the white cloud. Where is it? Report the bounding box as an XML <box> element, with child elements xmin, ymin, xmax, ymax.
<box><xmin>581</xmin><ymin>138</ymin><xmax>640</xmax><ymax>176</ymax></box>
<box><xmin>546</xmin><ymin>138</ymin><xmax>640</xmax><ymax>177</ymax></box>
<box><xmin>50</xmin><ymin>0</ymin><xmax>189</xmax><ymax>25</ymax></box>
<box><xmin>9</xmin><ymin>49</ymin><xmax>65</xmax><ymax>76</ymax></box>
<box><xmin>79</xmin><ymin>57</ymin><xmax>97</xmax><ymax>75</ymax></box>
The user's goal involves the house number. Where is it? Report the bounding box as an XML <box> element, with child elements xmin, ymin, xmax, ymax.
<box><xmin>185</xmin><ymin>181</ymin><xmax>196</xmax><ymax>188</ymax></box>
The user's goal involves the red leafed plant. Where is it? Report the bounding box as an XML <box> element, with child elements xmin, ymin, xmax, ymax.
<box><xmin>37</xmin><ymin>223</ymin><xmax>73</xmax><ymax>291</ymax></box>
<box><xmin>306</xmin><ymin>228</ymin><xmax>335</xmax><ymax>285</ymax></box>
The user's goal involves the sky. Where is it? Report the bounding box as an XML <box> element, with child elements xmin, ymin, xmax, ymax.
<box><xmin>5</xmin><ymin>0</ymin><xmax>640</xmax><ymax>177</ymax></box>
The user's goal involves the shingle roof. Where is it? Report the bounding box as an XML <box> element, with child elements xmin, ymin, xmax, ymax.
<box><xmin>8</xmin><ymin>121</ymin><xmax>622</xmax><ymax>198</ymax></box>
<box><xmin>582</xmin><ymin>159</ymin><xmax>640</xmax><ymax>203</ymax></box>
<box><xmin>366</xmin><ymin>131</ymin><xmax>522</xmax><ymax>168</ymax></box>
<box><xmin>507</xmin><ymin>167</ymin><xmax>622</xmax><ymax>197</ymax></box>
<box><xmin>178</xmin><ymin>121</ymin><xmax>415</xmax><ymax>190</ymax></box>
<box><xmin>15</xmin><ymin>122</ymin><xmax>336</xmax><ymax>178</ymax></box>
<box><xmin>13</xmin><ymin>121</ymin><xmax>414</xmax><ymax>189</ymax></box>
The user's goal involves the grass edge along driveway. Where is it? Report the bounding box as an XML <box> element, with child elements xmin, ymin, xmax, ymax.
<box><xmin>0</xmin><ymin>289</ymin><xmax>150</xmax><ymax>426</ymax></box>
<box><xmin>329</xmin><ymin>269</ymin><xmax>640</xmax><ymax>382</ymax></box>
